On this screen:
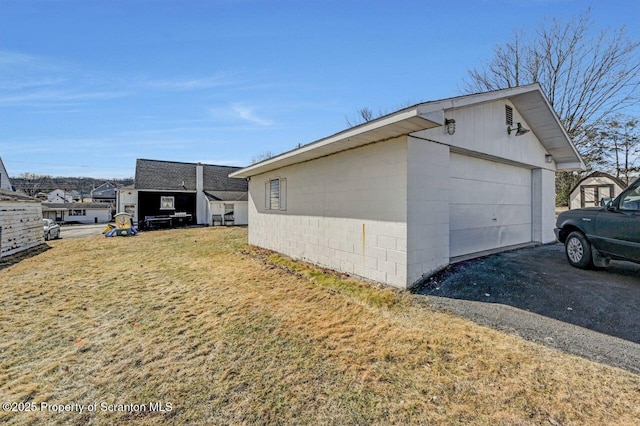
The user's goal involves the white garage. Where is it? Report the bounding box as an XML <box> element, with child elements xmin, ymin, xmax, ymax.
<box><xmin>231</xmin><ymin>84</ymin><xmax>585</xmax><ymax>289</ymax></box>
<box><xmin>449</xmin><ymin>154</ymin><xmax>532</xmax><ymax>258</ymax></box>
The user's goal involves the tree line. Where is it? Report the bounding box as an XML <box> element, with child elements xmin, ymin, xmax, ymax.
<box><xmin>11</xmin><ymin>174</ymin><xmax>133</xmax><ymax>199</ymax></box>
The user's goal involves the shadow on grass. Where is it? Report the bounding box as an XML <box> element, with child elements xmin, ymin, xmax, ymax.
<box><xmin>0</xmin><ymin>244</ymin><xmax>51</xmax><ymax>271</ymax></box>
<box><xmin>413</xmin><ymin>243</ymin><xmax>640</xmax><ymax>344</ymax></box>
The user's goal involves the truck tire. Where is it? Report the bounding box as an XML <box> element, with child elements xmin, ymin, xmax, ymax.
<box><xmin>565</xmin><ymin>231</ymin><xmax>593</xmax><ymax>269</ymax></box>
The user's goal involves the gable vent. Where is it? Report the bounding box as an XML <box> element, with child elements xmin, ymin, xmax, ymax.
<box><xmin>505</xmin><ymin>105</ymin><xmax>513</xmax><ymax>126</ymax></box>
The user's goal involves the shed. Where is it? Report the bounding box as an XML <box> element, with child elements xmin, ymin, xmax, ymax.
<box><xmin>230</xmin><ymin>84</ymin><xmax>585</xmax><ymax>289</ymax></box>
<box><xmin>0</xmin><ymin>189</ymin><xmax>45</xmax><ymax>258</ymax></box>
<box><xmin>568</xmin><ymin>171</ymin><xmax>627</xmax><ymax>209</ymax></box>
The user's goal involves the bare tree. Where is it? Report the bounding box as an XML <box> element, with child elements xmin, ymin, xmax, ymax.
<box><xmin>465</xmin><ymin>8</ymin><xmax>640</xmax><ymax>204</ymax></box>
<box><xmin>345</xmin><ymin>100</ymin><xmax>423</xmax><ymax>128</ymax></box>
<box><xmin>250</xmin><ymin>151</ymin><xmax>275</xmax><ymax>165</ymax></box>
<box><xmin>597</xmin><ymin>115</ymin><xmax>640</xmax><ymax>184</ymax></box>
<box><xmin>466</xmin><ymin>9</ymin><xmax>640</xmax><ymax>145</ymax></box>
<box><xmin>345</xmin><ymin>107</ymin><xmax>376</xmax><ymax>127</ymax></box>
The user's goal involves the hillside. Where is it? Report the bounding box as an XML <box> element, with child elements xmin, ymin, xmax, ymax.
<box><xmin>10</xmin><ymin>175</ymin><xmax>133</xmax><ymax>198</ymax></box>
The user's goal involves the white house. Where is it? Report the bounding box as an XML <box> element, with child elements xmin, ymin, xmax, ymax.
<box><xmin>568</xmin><ymin>171</ymin><xmax>627</xmax><ymax>209</ymax></box>
<box><xmin>42</xmin><ymin>202</ymin><xmax>112</xmax><ymax>224</ymax></box>
<box><xmin>47</xmin><ymin>189</ymin><xmax>74</xmax><ymax>203</ymax></box>
<box><xmin>230</xmin><ymin>84</ymin><xmax>585</xmax><ymax>289</ymax></box>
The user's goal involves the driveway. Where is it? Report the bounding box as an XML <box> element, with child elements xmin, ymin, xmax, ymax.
<box><xmin>60</xmin><ymin>223</ymin><xmax>107</xmax><ymax>239</ymax></box>
<box><xmin>414</xmin><ymin>243</ymin><xmax>640</xmax><ymax>374</ymax></box>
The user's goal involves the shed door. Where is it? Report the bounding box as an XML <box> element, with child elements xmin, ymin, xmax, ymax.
<box><xmin>449</xmin><ymin>154</ymin><xmax>532</xmax><ymax>258</ymax></box>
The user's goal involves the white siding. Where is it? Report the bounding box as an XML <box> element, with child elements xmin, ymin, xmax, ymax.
<box><xmin>449</xmin><ymin>154</ymin><xmax>532</xmax><ymax>258</ymax></box>
<box><xmin>0</xmin><ymin>201</ymin><xmax>44</xmax><ymax>258</ymax></box>
<box><xmin>414</xmin><ymin>99</ymin><xmax>554</xmax><ymax>171</ymax></box>
<box><xmin>532</xmin><ymin>168</ymin><xmax>556</xmax><ymax>244</ymax></box>
<box><xmin>208</xmin><ymin>201</ymin><xmax>248</xmax><ymax>225</ymax></box>
<box><xmin>406</xmin><ymin>137</ymin><xmax>451</xmax><ymax>284</ymax></box>
<box><xmin>117</xmin><ymin>190</ymin><xmax>139</xmax><ymax>223</ymax></box>
<box><xmin>248</xmin><ymin>137</ymin><xmax>409</xmax><ymax>288</ymax></box>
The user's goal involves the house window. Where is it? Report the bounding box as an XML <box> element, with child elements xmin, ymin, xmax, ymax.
<box><xmin>69</xmin><ymin>209</ymin><xmax>86</xmax><ymax>216</ymax></box>
<box><xmin>224</xmin><ymin>203</ymin><xmax>234</xmax><ymax>216</ymax></box>
<box><xmin>265</xmin><ymin>178</ymin><xmax>286</xmax><ymax>211</ymax></box>
<box><xmin>160</xmin><ymin>196</ymin><xmax>175</xmax><ymax>210</ymax></box>
<box><xmin>124</xmin><ymin>204</ymin><xmax>136</xmax><ymax>216</ymax></box>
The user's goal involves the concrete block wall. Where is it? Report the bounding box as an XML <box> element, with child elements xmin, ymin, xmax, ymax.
<box><xmin>248</xmin><ymin>137</ymin><xmax>410</xmax><ymax>288</ymax></box>
<box><xmin>406</xmin><ymin>137</ymin><xmax>451</xmax><ymax>285</ymax></box>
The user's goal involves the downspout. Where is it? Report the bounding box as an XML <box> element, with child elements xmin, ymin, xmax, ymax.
<box><xmin>195</xmin><ymin>163</ymin><xmax>208</xmax><ymax>225</ymax></box>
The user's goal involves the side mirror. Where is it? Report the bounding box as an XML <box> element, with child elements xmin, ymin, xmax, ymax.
<box><xmin>600</xmin><ymin>197</ymin><xmax>612</xmax><ymax>207</ymax></box>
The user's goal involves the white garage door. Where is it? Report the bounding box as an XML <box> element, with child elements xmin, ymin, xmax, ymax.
<box><xmin>450</xmin><ymin>154</ymin><xmax>532</xmax><ymax>258</ymax></box>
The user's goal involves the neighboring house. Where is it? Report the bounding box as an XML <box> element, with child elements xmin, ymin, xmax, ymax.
<box><xmin>0</xmin><ymin>157</ymin><xmax>12</xmax><ymax>191</ymax></box>
<box><xmin>91</xmin><ymin>182</ymin><xmax>117</xmax><ymax>203</ymax></box>
<box><xmin>0</xmin><ymin>190</ymin><xmax>44</xmax><ymax>258</ymax></box>
<box><xmin>42</xmin><ymin>202</ymin><xmax>112</xmax><ymax>224</ymax></box>
<box><xmin>47</xmin><ymin>189</ymin><xmax>74</xmax><ymax>203</ymax></box>
<box><xmin>116</xmin><ymin>159</ymin><xmax>248</xmax><ymax>226</ymax></box>
<box><xmin>568</xmin><ymin>171</ymin><xmax>627</xmax><ymax>209</ymax></box>
<box><xmin>230</xmin><ymin>84</ymin><xmax>585</xmax><ymax>289</ymax></box>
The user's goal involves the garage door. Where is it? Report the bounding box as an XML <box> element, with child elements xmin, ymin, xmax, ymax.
<box><xmin>450</xmin><ymin>154</ymin><xmax>532</xmax><ymax>258</ymax></box>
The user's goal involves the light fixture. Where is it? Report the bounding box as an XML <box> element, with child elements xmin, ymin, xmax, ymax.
<box><xmin>545</xmin><ymin>154</ymin><xmax>553</xmax><ymax>164</ymax></box>
<box><xmin>444</xmin><ymin>118</ymin><xmax>456</xmax><ymax>135</ymax></box>
<box><xmin>507</xmin><ymin>122</ymin><xmax>530</xmax><ymax>136</ymax></box>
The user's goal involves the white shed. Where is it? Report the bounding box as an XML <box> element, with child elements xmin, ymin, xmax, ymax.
<box><xmin>231</xmin><ymin>84</ymin><xmax>584</xmax><ymax>289</ymax></box>
<box><xmin>0</xmin><ymin>189</ymin><xmax>45</xmax><ymax>258</ymax></box>
<box><xmin>568</xmin><ymin>171</ymin><xmax>627</xmax><ymax>209</ymax></box>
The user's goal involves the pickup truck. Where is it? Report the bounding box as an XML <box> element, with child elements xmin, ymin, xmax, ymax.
<box><xmin>555</xmin><ymin>177</ymin><xmax>640</xmax><ymax>268</ymax></box>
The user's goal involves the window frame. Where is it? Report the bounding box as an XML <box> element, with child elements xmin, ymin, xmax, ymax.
<box><xmin>265</xmin><ymin>177</ymin><xmax>286</xmax><ymax>211</ymax></box>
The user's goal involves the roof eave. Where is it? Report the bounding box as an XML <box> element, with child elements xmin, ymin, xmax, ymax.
<box><xmin>230</xmin><ymin>108</ymin><xmax>443</xmax><ymax>178</ymax></box>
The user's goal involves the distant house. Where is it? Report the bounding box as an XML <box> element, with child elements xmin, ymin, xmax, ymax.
<box><xmin>47</xmin><ymin>189</ymin><xmax>74</xmax><ymax>203</ymax></box>
<box><xmin>568</xmin><ymin>171</ymin><xmax>628</xmax><ymax>209</ymax></box>
<box><xmin>230</xmin><ymin>84</ymin><xmax>584</xmax><ymax>289</ymax></box>
<box><xmin>116</xmin><ymin>159</ymin><xmax>248</xmax><ymax>226</ymax></box>
<box><xmin>91</xmin><ymin>182</ymin><xmax>117</xmax><ymax>204</ymax></box>
<box><xmin>42</xmin><ymin>202</ymin><xmax>112</xmax><ymax>224</ymax></box>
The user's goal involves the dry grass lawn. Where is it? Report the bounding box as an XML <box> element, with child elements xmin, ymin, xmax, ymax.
<box><xmin>0</xmin><ymin>227</ymin><xmax>638</xmax><ymax>425</ymax></box>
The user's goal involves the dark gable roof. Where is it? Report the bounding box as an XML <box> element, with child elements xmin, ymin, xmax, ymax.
<box><xmin>134</xmin><ymin>159</ymin><xmax>247</xmax><ymax>192</ymax></box>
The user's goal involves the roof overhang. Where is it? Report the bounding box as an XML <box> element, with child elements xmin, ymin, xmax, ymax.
<box><xmin>229</xmin><ymin>107</ymin><xmax>444</xmax><ymax>178</ymax></box>
<box><xmin>507</xmin><ymin>87</ymin><xmax>585</xmax><ymax>171</ymax></box>
<box><xmin>230</xmin><ymin>84</ymin><xmax>585</xmax><ymax>178</ymax></box>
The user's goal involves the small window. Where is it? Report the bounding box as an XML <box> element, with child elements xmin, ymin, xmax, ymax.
<box><xmin>265</xmin><ymin>178</ymin><xmax>286</xmax><ymax>211</ymax></box>
<box><xmin>505</xmin><ymin>105</ymin><xmax>513</xmax><ymax>126</ymax></box>
<box><xmin>160</xmin><ymin>196</ymin><xmax>175</xmax><ymax>210</ymax></box>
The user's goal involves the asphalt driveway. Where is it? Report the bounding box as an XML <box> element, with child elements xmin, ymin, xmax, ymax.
<box><xmin>414</xmin><ymin>243</ymin><xmax>640</xmax><ymax>374</ymax></box>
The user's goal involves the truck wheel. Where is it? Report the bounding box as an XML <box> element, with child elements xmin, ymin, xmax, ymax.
<box><xmin>565</xmin><ymin>231</ymin><xmax>593</xmax><ymax>269</ymax></box>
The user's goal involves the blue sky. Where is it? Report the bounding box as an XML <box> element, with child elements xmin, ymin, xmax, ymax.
<box><xmin>1</xmin><ymin>0</ymin><xmax>639</xmax><ymax>179</ymax></box>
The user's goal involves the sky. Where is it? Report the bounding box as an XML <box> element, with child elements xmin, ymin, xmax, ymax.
<box><xmin>1</xmin><ymin>0</ymin><xmax>639</xmax><ymax>179</ymax></box>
